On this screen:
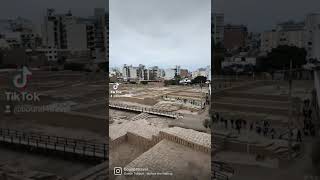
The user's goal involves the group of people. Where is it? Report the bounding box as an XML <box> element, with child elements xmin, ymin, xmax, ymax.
<box><xmin>213</xmin><ymin>112</ymin><xmax>249</xmax><ymax>134</ymax></box>
<box><xmin>252</xmin><ymin>120</ymin><xmax>276</xmax><ymax>139</ymax></box>
<box><xmin>302</xmin><ymin>99</ymin><xmax>316</xmax><ymax>137</ymax></box>
<box><xmin>213</xmin><ymin>112</ymin><xmax>274</xmax><ymax>135</ymax></box>
<box><xmin>213</xmin><ymin>105</ymin><xmax>317</xmax><ymax>142</ymax></box>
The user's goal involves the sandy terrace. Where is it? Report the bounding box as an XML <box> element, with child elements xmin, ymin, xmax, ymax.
<box><xmin>161</xmin><ymin>127</ymin><xmax>211</xmax><ymax>148</ymax></box>
<box><xmin>109</xmin><ymin>119</ymin><xmax>162</xmax><ymax>141</ymax></box>
<box><xmin>244</xmin><ymin>80</ymin><xmax>314</xmax><ymax>97</ymax></box>
<box><xmin>109</xmin><ymin>109</ymin><xmax>139</xmax><ymax>123</ymax></box>
<box><xmin>117</xmin><ymin>139</ymin><xmax>211</xmax><ymax>180</ymax></box>
<box><xmin>109</xmin><ymin>101</ymin><xmax>153</xmax><ymax>108</ymax></box>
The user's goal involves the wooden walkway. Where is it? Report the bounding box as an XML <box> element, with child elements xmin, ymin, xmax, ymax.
<box><xmin>109</xmin><ymin>103</ymin><xmax>182</xmax><ymax>119</ymax></box>
<box><xmin>212</xmin><ymin>161</ymin><xmax>234</xmax><ymax>180</ymax></box>
<box><xmin>0</xmin><ymin>128</ymin><xmax>107</xmax><ymax>161</ymax></box>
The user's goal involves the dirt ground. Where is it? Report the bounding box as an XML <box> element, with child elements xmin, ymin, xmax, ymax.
<box><xmin>0</xmin><ymin>70</ymin><xmax>108</xmax><ymax>178</ymax></box>
<box><xmin>0</xmin><ymin>146</ymin><xmax>94</xmax><ymax>178</ymax></box>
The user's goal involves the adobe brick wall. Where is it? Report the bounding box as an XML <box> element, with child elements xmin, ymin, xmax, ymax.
<box><xmin>159</xmin><ymin>131</ymin><xmax>211</xmax><ymax>154</ymax></box>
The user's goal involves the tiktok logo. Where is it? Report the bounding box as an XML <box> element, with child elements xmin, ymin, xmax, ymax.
<box><xmin>113</xmin><ymin>83</ymin><xmax>120</xmax><ymax>90</ymax></box>
<box><xmin>13</xmin><ymin>66</ymin><xmax>32</xmax><ymax>90</ymax></box>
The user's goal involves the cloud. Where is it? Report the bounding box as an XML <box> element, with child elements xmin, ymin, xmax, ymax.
<box><xmin>109</xmin><ymin>0</ymin><xmax>211</xmax><ymax>71</ymax></box>
<box><xmin>213</xmin><ymin>0</ymin><xmax>320</xmax><ymax>32</ymax></box>
<box><xmin>0</xmin><ymin>0</ymin><xmax>105</xmax><ymax>26</ymax></box>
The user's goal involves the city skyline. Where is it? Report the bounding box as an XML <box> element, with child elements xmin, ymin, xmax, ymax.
<box><xmin>109</xmin><ymin>0</ymin><xmax>211</xmax><ymax>71</ymax></box>
<box><xmin>0</xmin><ymin>0</ymin><xmax>105</xmax><ymax>34</ymax></box>
<box><xmin>110</xmin><ymin>63</ymin><xmax>211</xmax><ymax>72</ymax></box>
<box><xmin>213</xmin><ymin>0</ymin><xmax>320</xmax><ymax>32</ymax></box>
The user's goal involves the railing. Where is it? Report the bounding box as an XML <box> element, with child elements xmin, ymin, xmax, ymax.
<box><xmin>0</xmin><ymin>128</ymin><xmax>107</xmax><ymax>161</ymax></box>
<box><xmin>109</xmin><ymin>103</ymin><xmax>182</xmax><ymax>119</ymax></box>
<box><xmin>314</xmin><ymin>70</ymin><xmax>320</xmax><ymax>121</ymax></box>
<box><xmin>278</xmin><ymin>127</ymin><xmax>299</xmax><ymax>141</ymax></box>
<box><xmin>213</xmin><ymin>161</ymin><xmax>234</xmax><ymax>175</ymax></box>
<box><xmin>213</xmin><ymin>170</ymin><xmax>230</xmax><ymax>180</ymax></box>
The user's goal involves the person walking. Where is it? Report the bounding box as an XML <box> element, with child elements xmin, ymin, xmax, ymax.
<box><xmin>235</xmin><ymin>119</ymin><xmax>241</xmax><ymax>134</ymax></box>
<box><xmin>224</xmin><ymin>119</ymin><xmax>228</xmax><ymax>129</ymax></box>
<box><xmin>250</xmin><ymin>122</ymin><xmax>254</xmax><ymax>131</ymax></box>
<box><xmin>297</xmin><ymin>130</ymin><xmax>302</xmax><ymax>142</ymax></box>
<box><xmin>270</xmin><ymin>128</ymin><xmax>275</xmax><ymax>139</ymax></box>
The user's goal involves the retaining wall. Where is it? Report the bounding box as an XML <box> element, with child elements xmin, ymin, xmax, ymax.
<box><xmin>159</xmin><ymin>131</ymin><xmax>210</xmax><ymax>154</ymax></box>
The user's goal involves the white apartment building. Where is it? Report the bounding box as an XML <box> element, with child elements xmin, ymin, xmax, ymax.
<box><xmin>122</xmin><ymin>64</ymin><xmax>167</xmax><ymax>81</ymax></box>
<box><xmin>65</xmin><ymin>18</ymin><xmax>89</xmax><ymax>51</ymax></box>
<box><xmin>206</xmin><ymin>65</ymin><xmax>211</xmax><ymax>81</ymax></box>
<box><xmin>42</xmin><ymin>9</ymin><xmax>106</xmax><ymax>61</ymax></box>
<box><xmin>163</xmin><ymin>66</ymin><xmax>181</xmax><ymax>80</ymax></box>
<box><xmin>305</xmin><ymin>13</ymin><xmax>320</xmax><ymax>119</ymax></box>
<box><xmin>2</xmin><ymin>32</ymin><xmax>21</xmax><ymax>48</ymax></box>
<box><xmin>192</xmin><ymin>66</ymin><xmax>211</xmax><ymax>80</ymax></box>
<box><xmin>42</xmin><ymin>10</ymin><xmax>90</xmax><ymax>51</ymax></box>
<box><xmin>164</xmin><ymin>68</ymin><xmax>176</xmax><ymax>80</ymax></box>
<box><xmin>305</xmin><ymin>13</ymin><xmax>320</xmax><ymax>61</ymax></box>
<box><xmin>158</xmin><ymin>69</ymin><xmax>165</xmax><ymax>78</ymax></box>
<box><xmin>122</xmin><ymin>64</ymin><xmax>139</xmax><ymax>81</ymax></box>
<box><xmin>35</xmin><ymin>47</ymin><xmax>59</xmax><ymax>61</ymax></box>
<box><xmin>0</xmin><ymin>18</ymin><xmax>39</xmax><ymax>49</ymax></box>
<box><xmin>261</xmin><ymin>22</ymin><xmax>305</xmax><ymax>52</ymax></box>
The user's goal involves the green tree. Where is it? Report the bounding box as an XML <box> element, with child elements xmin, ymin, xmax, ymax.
<box><xmin>264</xmin><ymin>45</ymin><xmax>307</xmax><ymax>71</ymax></box>
<box><xmin>192</xmin><ymin>76</ymin><xmax>207</xmax><ymax>84</ymax></box>
<box><xmin>174</xmin><ymin>74</ymin><xmax>182</xmax><ymax>81</ymax></box>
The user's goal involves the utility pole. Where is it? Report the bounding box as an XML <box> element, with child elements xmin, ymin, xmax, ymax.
<box><xmin>288</xmin><ymin>60</ymin><xmax>293</xmax><ymax>160</ymax></box>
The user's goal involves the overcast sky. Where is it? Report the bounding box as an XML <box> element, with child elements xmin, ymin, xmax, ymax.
<box><xmin>109</xmin><ymin>0</ymin><xmax>211</xmax><ymax>71</ymax></box>
<box><xmin>213</xmin><ymin>0</ymin><xmax>320</xmax><ymax>32</ymax></box>
<box><xmin>0</xmin><ymin>0</ymin><xmax>105</xmax><ymax>32</ymax></box>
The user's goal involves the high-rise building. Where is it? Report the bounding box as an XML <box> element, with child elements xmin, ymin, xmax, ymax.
<box><xmin>105</xmin><ymin>11</ymin><xmax>109</xmax><ymax>62</ymax></box>
<box><xmin>122</xmin><ymin>64</ymin><xmax>140</xmax><ymax>81</ymax></box>
<box><xmin>93</xmin><ymin>8</ymin><xmax>107</xmax><ymax>62</ymax></box>
<box><xmin>212</xmin><ymin>13</ymin><xmax>224</xmax><ymax>46</ymax></box>
<box><xmin>224</xmin><ymin>24</ymin><xmax>248</xmax><ymax>51</ymax></box>
<box><xmin>180</xmin><ymin>69</ymin><xmax>189</xmax><ymax>78</ymax></box>
<box><xmin>42</xmin><ymin>9</ymin><xmax>107</xmax><ymax>61</ymax></box>
<box><xmin>164</xmin><ymin>68</ymin><xmax>176</xmax><ymax>80</ymax></box>
<box><xmin>175</xmin><ymin>65</ymin><xmax>181</xmax><ymax>76</ymax></box>
<box><xmin>192</xmin><ymin>66</ymin><xmax>211</xmax><ymax>80</ymax></box>
<box><xmin>0</xmin><ymin>17</ymin><xmax>40</xmax><ymax>49</ymax></box>
<box><xmin>261</xmin><ymin>21</ymin><xmax>305</xmax><ymax>52</ymax></box>
<box><xmin>42</xmin><ymin>9</ymin><xmax>71</xmax><ymax>49</ymax></box>
<box><xmin>305</xmin><ymin>13</ymin><xmax>320</xmax><ymax>61</ymax></box>
<box><xmin>148</xmin><ymin>66</ymin><xmax>161</xmax><ymax>80</ymax></box>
